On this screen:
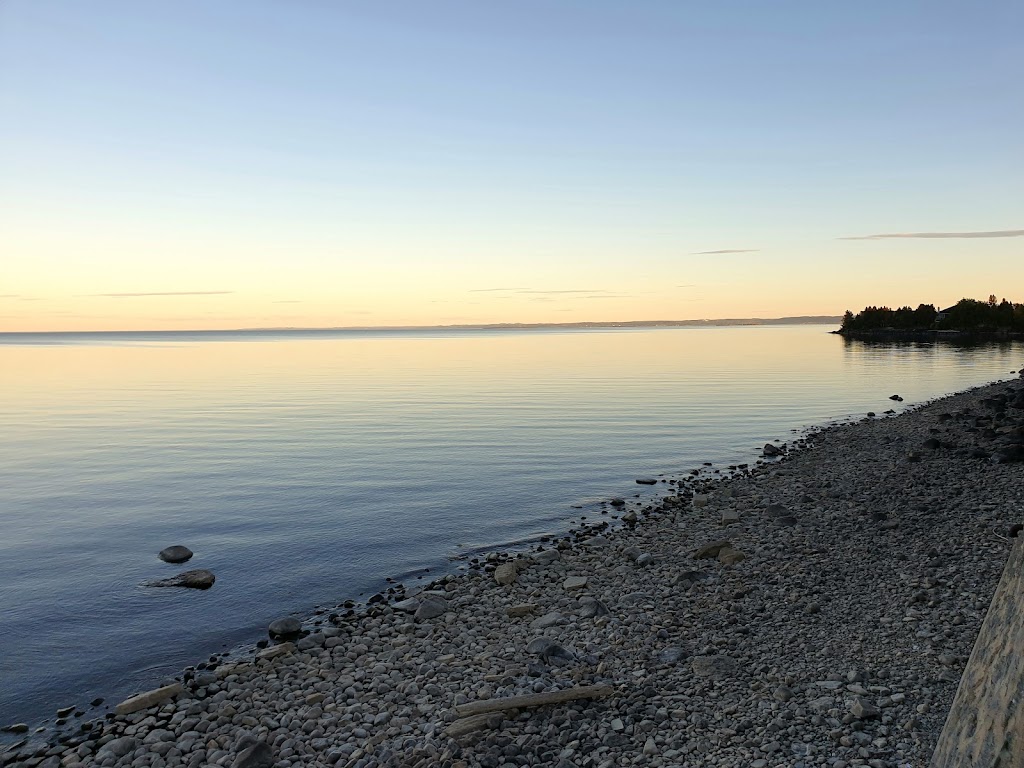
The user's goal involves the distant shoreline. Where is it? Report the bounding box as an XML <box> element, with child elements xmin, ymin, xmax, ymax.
<box><xmin>0</xmin><ymin>317</ymin><xmax>842</xmax><ymax>337</ymax></box>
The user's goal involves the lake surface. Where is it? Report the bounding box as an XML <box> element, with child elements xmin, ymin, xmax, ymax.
<box><xmin>0</xmin><ymin>325</ymin><xmax>1020</xmax><ymax>729</ymax></box>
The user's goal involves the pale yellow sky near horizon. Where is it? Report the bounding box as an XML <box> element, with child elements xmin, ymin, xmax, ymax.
<box><xmin>3</xmin><ymin>231</ymin><xmax>1022</xmax><ymax>332</ymax></box>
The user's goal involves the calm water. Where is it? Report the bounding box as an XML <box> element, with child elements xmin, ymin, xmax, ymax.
<box><xmin>0</xmin><ymin>326</ymin><xmax>1020</xmax><ymax>728</ymax></box>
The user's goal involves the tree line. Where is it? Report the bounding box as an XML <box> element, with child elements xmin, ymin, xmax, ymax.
<box><xmin>841</xmin><ymin>296</ymin><xmax>1024</xmax><ymax>332</ymax></box>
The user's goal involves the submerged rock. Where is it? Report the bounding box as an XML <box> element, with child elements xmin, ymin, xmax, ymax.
<box><xmin>144</xmin><ymin>569</ymin><xmax>215</xmax><ymax>589</ymax></box>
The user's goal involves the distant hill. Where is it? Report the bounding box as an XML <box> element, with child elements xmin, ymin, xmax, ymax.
<box><xmin>239</xmin><ymin>316</ymin><xmax>844</xmax><ymax>332</ymax></box>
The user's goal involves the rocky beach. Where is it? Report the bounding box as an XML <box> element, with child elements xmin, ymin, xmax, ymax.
<box><xmin>4</xmin><ymin>374</ymin><xmax>1024</xmax><ymax>768</ymax></box>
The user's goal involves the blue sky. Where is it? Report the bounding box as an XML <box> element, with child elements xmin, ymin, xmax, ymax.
<box><xmin>1</xmin><ymin>1</ymin><xmax>1021</xmax><ymax>330</ymax></box>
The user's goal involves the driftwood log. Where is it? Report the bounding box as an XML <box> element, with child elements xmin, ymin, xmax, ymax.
<box><xmin>453</xmin><ymin>684</ymin><xmax>614</xmax><ymax>718</ymax></box>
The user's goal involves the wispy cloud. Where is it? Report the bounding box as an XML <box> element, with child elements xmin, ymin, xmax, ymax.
<box><xmin>676</xmin><ymin>284</ymin><xmax>697</xmax><ymax>288</ymax></box>
<box><xmin>91</xmin><ymin>291</ymin><xmax>234</xmax><ymax>298</ymax></box>
<box><xmin>841</xmin><ymin>229</ymin><xmax>1024</xmax><ymax>240</ymax></box>
<box><xmin>468</xmin><ymin>288</ymin><xmax>610</xmax><ymax>296</ymax></box>
<box><xmin>0</xmin><ymin>294</ymin><xmax>21</xmax><ymax>298</ymax></box>
<box><xmin>517</xmin><ymin>289</ymin><xmax>605</xmax><ymax>295</ymax></box>
<box><xmin>692</xmin><ymin>249</ymin><xmax>759</xmax><ymax>255</ymax></box>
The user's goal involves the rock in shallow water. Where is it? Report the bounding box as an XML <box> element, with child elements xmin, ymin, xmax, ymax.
<box><xmin>157</xmin><ymin>545</ymin><xmax>193</xmax><ymax>563</ymax></box>
<box><xmin>144</xmin><ymin>568</ymin><xmax>215</xmax><ymax>589</ymax></box>
<box><xmin>268</xmin><ymin>617</ymin><xmax>302</xmax><ymax>639</ymax></box>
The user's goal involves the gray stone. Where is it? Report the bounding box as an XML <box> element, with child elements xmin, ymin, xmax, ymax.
<box><xmin>718</xmin><ymin>547</ymin><xmax>746</xmax><ymax>565</ymax></box>
<box><xmin>268</xmin><ymin>617</ymin><xmax>302</xmax><ymax>639</ymax></box>
<box><xmin>693</xmin><ymin>540</ymin><xmax>732</xmax><ymax>559</ymax></box>
<box><xmin>691</xmin><ymin>655</ymin><xmax>738</xmax><ymax>679</ymax></box>
<box><xmin>494</xmin><ymin>562</ymin><xmax>517</xmax><ymax>586</ymax></box>
<box><xmin>525</xmin><ymin>637</ymin><xmax>575</xmax><ymax>664</ymax></box>
<box><xmin>100</xmin><ymin>737</ymin><xmax>138</xmax><ymax>758</ymax></box>
<box><xmin>392</xmin><ymin>597</ymin><xmax>420</xmax><ymax>613</ymax></box>
<box><xmin>808</xmin><ymin>696</ymin><xmax>835</xmax><ymax>714</ymax></box>
<box><xmin>530</xmin><ymin>611</ymin><xmax>564</xmax><ymax>630</ymax></box>
<box><xmin>114</xmin><ymin>683</ymin><xmax>183</xmax><ymax>716</ymax></box>
<box><xmin>850</xmin><ymin>697</ymin><xmax>880</xmax><ymax>719</ymax></box>
<box><xmin>231</xmin><ymin>741</ymin><xmax>274</xmax><ymax>768</ymax></box>
<box><xmin>672</xmin><ymin>570</ymin><xmax>706</xmax><ymax>588</ymax></box>
<box><xmin>773</xmin><ymin>686</ymin><xmax>794</xmax><ymax>702</ymax></box>
<box><xmin>563</xmin><ymin>575</ymin><xmax>588</xmax><ymax>591</ymax></box>
<box><xmin>158</xmin><ymin>545</ymin><xmax>193</xmax><ymax>564</ymax></box>
<box><xmin>531</xmin><ymin>549</ymin><xmax>561</xmax><ymax>565</ymax></box>
<box><xmin>658</xmin><ymin>646</ymin><xmax>687</xmax><ymax>664</ymax></box>
<box><xmin>414</xmin><ymin>596</ymin><xmax>448</xmax><ymax>621</ymax></box>
<box><xmin>579</xmin><ymin>597</ymin><xmax>609</xmax><ymax>618</ymax></box>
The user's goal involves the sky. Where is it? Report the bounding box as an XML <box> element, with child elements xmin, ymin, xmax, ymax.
<box><xmin>1</xmin><ymin>1</ymin><xmax>1021</xmax><ymax>331</ymax></box>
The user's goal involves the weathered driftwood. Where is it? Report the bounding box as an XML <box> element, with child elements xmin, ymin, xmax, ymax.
<box><xmin>114</xmin><ymin>683</ymin><xmax>184</xmax><ymax>716</ymax></box>
<box><xmin>443</xmin><ymin>713</ymin><xmax>496</xmax><ymax>738</ymax></box>
<box><xmin>454</xmin><ymin>684</ymin><xmax>614</xmax><ymax>718</ymax></box>
<box><xmin>931</xmin><ymin>536</ymin><xmax>1024</xmax><ymax>767</ymax></box>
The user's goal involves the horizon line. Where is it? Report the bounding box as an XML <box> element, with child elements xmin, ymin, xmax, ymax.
<box><xmin>0</xmin><ymin>315</ymin><xmax>844</xmax><ymax>335</ymax></box>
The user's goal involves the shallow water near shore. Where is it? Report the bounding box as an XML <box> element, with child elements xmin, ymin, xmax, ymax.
<box><xmin>0</xmin><ymin>325</ymin><xmax>1020</xmax><ymax>728</ymax></box>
